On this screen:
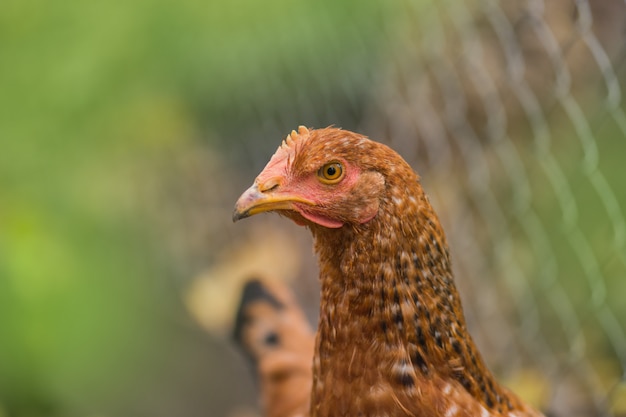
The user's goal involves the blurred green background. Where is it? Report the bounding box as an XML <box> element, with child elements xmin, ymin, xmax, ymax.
<box><xmin>2</xmin><ymin>1</ymin><xmax>626</xmax><ymax>416</ymax></box>
<box><xmin>0</xmin><ymin>1</ymin><xmax>390</xmax><ymax>415</ymax></box>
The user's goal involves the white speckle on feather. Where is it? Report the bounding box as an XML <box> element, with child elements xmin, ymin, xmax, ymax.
<box><xmin>368</xmin><ymin>383</ymin><xmax>389</xmax><ymax>401</ymax></box>
<box><xmin>445</xmin><ymin>404</ymin><xmax>458</xmax><ymax>417</ymax></box>
<box><xmin>400</xmin><ymin>251</ymin><xmax>409</xmax><ymax>263</ymax></box>
<box><xmin>393</xmin><ymin>361</ymin><xmax>412</xmax><ymax>375</ymax></box>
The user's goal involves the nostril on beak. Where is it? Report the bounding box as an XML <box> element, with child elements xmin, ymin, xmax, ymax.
<box><xmin>258</xmin><ymin>178</ymin><xmax>281</xmax><ymax>193</ymax></box>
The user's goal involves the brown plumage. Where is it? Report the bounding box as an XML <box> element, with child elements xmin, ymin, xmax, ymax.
<box><xmin>234</xmin><ymin>278</ymin><xmax>314</xmax><ymax>417</ymax></box>
<box><xmin>233</xmin><ymin>127</ymin><xmax>544</xmax><ymax>417</ymax></box>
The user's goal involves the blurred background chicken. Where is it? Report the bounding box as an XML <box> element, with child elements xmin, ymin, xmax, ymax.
<box><xmin>233</xmin><ymin>278</ymin><xmax>314</xmax><ymax>417</ymax></box>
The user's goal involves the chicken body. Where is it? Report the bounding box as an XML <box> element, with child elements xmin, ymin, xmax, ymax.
<box><xmin>233</xmin><ymin>127</ymin><xmax>544</xmax><ymax>417</ymax></box>
<box><xmin>234</xmin><ymin>278</ymin><xmax>314</xmax><ymax>417</ymax></box>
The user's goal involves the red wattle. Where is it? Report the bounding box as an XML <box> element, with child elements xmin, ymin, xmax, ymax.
<box><xmin>298</xmin><ymin>210</ymin><xmax>344</xmax><ymax>228</ymax></box>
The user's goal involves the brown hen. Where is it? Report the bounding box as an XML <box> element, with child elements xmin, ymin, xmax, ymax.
<box><xmin>233</xmin><ymin>127</ymin><xmax>544</xmax><ymax>417</ymax></box>
<box><xmin>234</xmin><ymin>278</ymin><xmax>314</xmax><ymax>417</ymax></box>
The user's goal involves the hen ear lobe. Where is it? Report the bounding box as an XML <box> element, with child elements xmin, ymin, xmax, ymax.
<box><xmin>352</xmin><ymin>171</ymin><xmax>385</xmax><ymax>224</ymax></box>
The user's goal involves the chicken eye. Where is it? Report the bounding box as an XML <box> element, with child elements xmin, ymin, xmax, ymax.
<box><xmin>318</xmin><ymin>162</ymin><xmax>344</xmax><ymax>184</ymax></box>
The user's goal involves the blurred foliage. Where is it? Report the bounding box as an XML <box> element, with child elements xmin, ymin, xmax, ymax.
<box><xmin>0</xmin><ymin>0</ymin><xmax>190</xmax><ymax>411</ymax></box>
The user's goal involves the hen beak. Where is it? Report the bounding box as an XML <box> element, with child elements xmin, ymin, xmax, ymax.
<box><xmin>232</xmin><ymin>183</ymin><xmax>313</xmax><ymax>222</ymax></box>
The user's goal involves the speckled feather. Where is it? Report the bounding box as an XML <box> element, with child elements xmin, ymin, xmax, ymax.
<box><xmin>235</xmin><ymin>127</ymin><xmax>544</xmax><ymax>417</ymax></box>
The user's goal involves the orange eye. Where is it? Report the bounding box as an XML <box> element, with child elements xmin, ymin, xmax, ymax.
<box><xmin>318</xmin><ymin>162</ymin><xmax>344</xmax><ymax>184</ymax></box>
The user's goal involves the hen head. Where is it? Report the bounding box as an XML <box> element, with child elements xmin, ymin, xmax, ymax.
<box><xmin>233</xmin><ymin>126</ymin><xmax>415</xmax><ymax>229</ymax></box>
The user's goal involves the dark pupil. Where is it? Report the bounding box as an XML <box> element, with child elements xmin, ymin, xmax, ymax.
<box><xmin>264</xmin><ymin>331</ymin><xmax>280</xmax><ymax>346</ymax></box>
<box><xmin>326</xmin><ymin>166</ymin><xmax>336</xmax><ymax>176</ymax></box>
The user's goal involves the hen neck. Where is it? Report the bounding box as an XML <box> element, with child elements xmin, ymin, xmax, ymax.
<box><xmin>308</xmin><ymin>184</ymin><xmax>523</xmax><ymax>415</ymax></box>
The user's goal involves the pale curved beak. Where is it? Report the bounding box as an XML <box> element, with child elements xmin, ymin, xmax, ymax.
<box><xmin>232</xmin><ymin>183</ymin><xmax>313</xmax><ymax>222</ymax></box>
